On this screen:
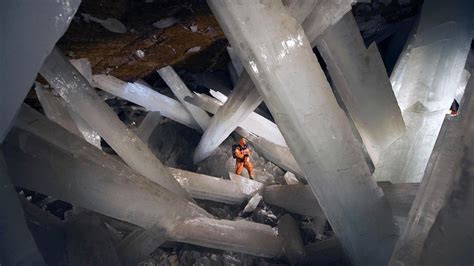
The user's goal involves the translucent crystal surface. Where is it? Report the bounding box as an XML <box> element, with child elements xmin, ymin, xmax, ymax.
<box><xmin>40</xmin><ymin>48</ymin><xmax>191</xmax><ymax>200</ymax></box>
<box><xmin>157</xmin><ymin>66</ymin><xmax>211</xmax><ymax>131</ymax></box>
<box><xmin>390</xmin><ymin>57</ymin><xmax>474</xmax><ymax>265</ymax></box>
<box><xmin>194</xmin><ymin>0</ymin><xmax>350</xmax><ymax>163</ymax></box>
<box><xmin>207</xmin><ymin>1</ymin><xmax>398</xmax><ymax>264</ymax></box>
<box><xmin>93</xmin><ymin>74</ymin><xmax>200</xmax><ymax>130</ymax></box>
<box><xmin>316</xmin><ymin>13</ymin><xmax>406</xmax><ymax>165</ymax></box>
<box><xmin>374</xmin><ymin>0</ymin><xmax>472</xmax><ymax>183</ymax></box>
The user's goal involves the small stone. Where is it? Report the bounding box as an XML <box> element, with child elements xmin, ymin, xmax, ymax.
<box><xmin>186</xmin><ymin>46</ymin><xmax>201</xmax><ymax>54</ymax></box>
<box><xmin>243</xmin><ymin>193</ymin><xmax>263</xmax><ymax>213</ymax></box>
<box><xmin>168</xmin><ymin>254</ymin><xmax>178</xmax><ymax>266</ymax></box>
<box><xmin>136</xmin><ymin>49</ymin><xmax>145</xmax><ymax>59</ymax></box>
<box><xmin>152</xmin><ymin>17</ymin><xmax>179</xmax><ymax>29</ymax></box>
<box><xmin>284</xmin><ymin>171</ymin><xmax>300</xmax><ymax>185</ymax></box>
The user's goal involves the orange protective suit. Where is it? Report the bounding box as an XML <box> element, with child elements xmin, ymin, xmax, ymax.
<box><xmin>234</xmin><ymin>138</ymin><xmax>253</xmax><ymax>178</ymax></box>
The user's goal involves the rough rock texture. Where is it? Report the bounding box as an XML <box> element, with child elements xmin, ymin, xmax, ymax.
<box><xmin>352</xmin><ymin>0</ymin><xmax>423</xmax><ymax>43</ymax></box>
<box><xmin>58</xmin><ymin>0</ymin><xmax>228</xmax><ymax>80</ymax></box>
<box><xmin>47</xmin><ymin>0</ymin><xmax>426</xmax><ymax>87</ymax></box>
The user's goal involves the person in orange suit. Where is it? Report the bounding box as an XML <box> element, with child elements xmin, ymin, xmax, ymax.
<box><xmin>234</xmin><ymin>138</ymin><xmax>253</xmax><ymax>179</ymax></box>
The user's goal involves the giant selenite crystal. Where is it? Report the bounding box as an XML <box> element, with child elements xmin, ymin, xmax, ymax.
<box><xmin>374</xmin><ymin>0</ymin><xmax>473</xmax><ymax>183</ymax></box>
<box><xmin>316</xmin><ymin>13</ymin><xmax>405</xmax><ymax>165</ymax></box>
<box><xmin>93</xmin><ymin>74</ymin><xmax>200</xmax><ymax>130</ymax></box>
<box><xmin>157</xmin><ymin>66</ymin><xmax>210</xmax><ymax>131</ymax></box>
<box><xmin>189</xmin><ymin>92</ymin><xmax>304</xmax><ymax>175</ymax></box>
<box><xmin>36</xmin><ymin>71</ymin><xmax>101</xmax><ymax>149</ymax></box>
<box><xmin>169</xmin><ymin>168</ymin><xmax>263</xmax><ymax>205</ymax></box>
<box><xmin>34</xmin><ymin>83</ymin><xmax>82</xmax><ymax>137</ymax></box>
<box><xmin>301</xmin><ymin>0</ymin><xmax>352</xmax><ymax>48</ymax></box>
<box><xmin>95</xmin><ymin>73</ymin><xmax>302</xmax><ymax>174</ymax></box>
<box><xmin>194</xmin><ymin>0</ymin><xmax>351</xmax><ymax>163</ymax></box>
<box><xmin>40</xmin><ymin>47</ymin><xmax>191</xmax><ymax>200</ymax></box>
<box><xmin>6</xmin><ymin>105</ymin><xmax>297</xmax><ymax>259</ymax></box>
<box><xmin>207</xmin><ymin>1</ymin><xmax>398</xmax><ymax>264</ymax></box>
<box><xmin>8</xmin><ymin>105</ymin><xmax>210</xmax><ymax>229</ymax></box>
<box><xmin>193</xmin><ymin>72</ymin><xmax>262</xmax><ymax>163</ymax></box>
<box><xmin>389</xmin><ymin>64</ymin><xmax>474</xmax><ymax>265</ymax></box>
<box><xmin>207</xmin><ymin>89</ymin><xmax>288</xmax><ymax>147</ymax></box>
<box><xmin>0</xmin><ymin>0</ymin><xmax>80</xmax><ymax>142</ymax></box>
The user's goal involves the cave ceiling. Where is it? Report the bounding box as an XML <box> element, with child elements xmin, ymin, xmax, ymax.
<box><xmin>57</xmin><ymin>0</ymin><xmax>423</xmax><ymax>82</ymax></box>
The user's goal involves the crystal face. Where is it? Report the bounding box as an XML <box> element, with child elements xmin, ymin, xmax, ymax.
<box><xmin>207</xmin><ymin>1</ymin><xmax>398</xmax><ymax>264</ymax></box>
<box><xmin>374</xmin><ymin>0</ymin><xmax>472</xmax><ymax>183</ymax></box>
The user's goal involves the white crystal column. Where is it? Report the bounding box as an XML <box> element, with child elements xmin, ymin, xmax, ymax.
<box><xmin>8</xmin><ymin>105</ymin><xmax>210</xmax><ymax>228</ymax></box>
<box><xmin>236</xmin><ymin>128</ymin><xmax>304</xmax><ymax>176</ymax></box>
<box><xmin>40</xmin><ymin>47</ymin><xmax>191</xmax><ymax>200</ymax></box>
<box><xmin>68</xmin><ymin>58</ymin><xmax>102</xmax><ymax>148</ymax></box>
<box><xmin>7</xmin><ymin>105</ymin><xmax>294</xmax><ymax>259</ymax></box>
<box><xmin>316</xmin><ymin>13</ymin><xmax>406</xmax><ymax>165</ymax></box>
<box><xmin>264</xmin><ymin>185</ymin><xmax>325</xmax><ymax>218</ymax></box>
<box><xmin>34</xmin><ymin>83</ymin><xmax>82</xmax><ymax>137</ymax></box>
<box><xmin>95</xmin><ymin>74</ymin><xmax>302</xmax><ymax>174</ymax></box>
<box><xmin>169</xmin><ymin>218</ymin><xmax>285</xmax><ymax>258</ymax></box>
<box><xmin>188</xmin><ymin>93</ymin><xmax>303</xmax><ymax>175</ymax></box>
<box><xmin>0</xmin><ymin>0</ymin><xmax>80</xmax><ymax>142</ymax></box>
<box><xmin>194</xmin><ymin>0</ymin><xmax>350</xmax><ymax>163</ymax></box>
<box><xmin>205</xmin><ymin>89</ymin><xmax>288</xmax><ymax>147</ymax></box>
<box><xmin>35</xmin><ymin>84</ymin><xmax>101</xmax><ymax>149</ymax></box>
<box><xmin>301</xmin><ymin>0</ymin><xmax>352</xmax><ymax>47</ymax></box>
<box><xmin>418</xmin><ymin>133</ymin><xmax>474</xmax><ymax>266</ymax></box>
<box><xmin>194</xmin><ymin>73</ymin><xmax>263</xmax><ymax>162</ymax></box>
<box><xmin>264</xmin><ymin>182</ymin><xmax>418</xmax><ymax>220</ymax></box>
<box><xmin>169</xmin><ymin>167</ymin><xmax>263</xmax><ymax>205</ymax></box>
<box><xmin>207</xmin><ymin>1</ymin><xmax>399</xmax><ymax>265</ymax></box>
<box><xmin>157</xmin><ymin>66</ymin><xmax>211</xmax><ymax>131</ymax></box>
<box><xmin>93</xmin><ymin>74</ymin><xmax>200</xmax><ymax>130</ymax></box>
<box><xmin>389</xmin><ymin>67</ymin><xmax>474</xmax><ymax>265</ymax></box>
<box><xmin>70</xmin><ymin>59</ymin><xmax>94</xmax><ymax>85</ymax></box>
<box><xmin>374</xmin><ymin>0</ymin><xmax>473</xmax><ymax>183</ymax></box>
<box><xmin>68</xmin><ymin>110</ymin><xmax>102</xmax><ymax>149</ymax></box>
<box><xmin>283</xmin><ymin>0</ymin><xmax>319</xmax><ymax>24</ymax></box>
